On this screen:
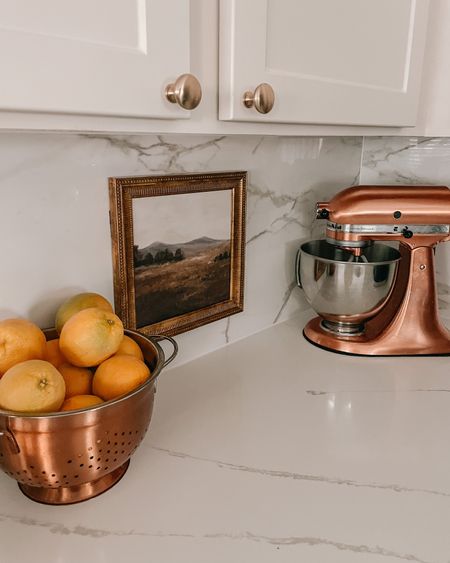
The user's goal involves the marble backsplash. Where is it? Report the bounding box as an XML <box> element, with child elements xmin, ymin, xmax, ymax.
<box><xmin>1</xmin><ymin>133</ymin><xmax>449</xmax><ymax>366</ymax></box>
<box><xmin>0</xmin><ymin>133</ymin><xmax>362</xmax><ymax>366</ymax></box>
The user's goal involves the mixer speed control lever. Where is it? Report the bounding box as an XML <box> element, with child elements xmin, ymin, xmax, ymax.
<box><xmin>317</xmin><ymin>208</ymin><xmax>330</xmax><ymax>219</ymax></box>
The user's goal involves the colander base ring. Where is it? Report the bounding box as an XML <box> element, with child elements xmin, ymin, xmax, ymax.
<box><xmin>17</xmin><ymin>460</ymin><xmax>130</xmax><ymax>505</ymax></box>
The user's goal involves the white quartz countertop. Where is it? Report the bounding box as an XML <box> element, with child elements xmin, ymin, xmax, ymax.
<box><xmin>2</xmin><ymin>313</ymin><xmax>450</xmax><ymax>563</ymax></box>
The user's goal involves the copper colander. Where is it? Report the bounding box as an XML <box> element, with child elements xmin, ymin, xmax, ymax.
<box><xmin>0</xmin><ymin>329</ymin><xmax>177</xmax><ymax>505</ymax></box>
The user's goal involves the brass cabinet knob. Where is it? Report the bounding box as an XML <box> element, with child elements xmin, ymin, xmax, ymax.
<box><xmin>243</xmin><ymin>83</ymin><xmax>275</xmax><ymax>114</ymax></box>
<box><xmin>165</xmin><ymin>73</ymin><xmax>202</xmax><ymax>110</ymax></box>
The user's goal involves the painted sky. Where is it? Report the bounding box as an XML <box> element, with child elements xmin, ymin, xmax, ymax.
<box><xmin>133</xmin><ymin>189</ymin><xmax>232</xmax><ymax>246</ymax></box>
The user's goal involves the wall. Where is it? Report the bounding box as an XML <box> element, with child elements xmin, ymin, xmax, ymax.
<box><xmin>0</xmin><ymin>133</ymin><xmax>362</xmax><ymax>366</ymax></box>
<box><xmin>3</xmin><ymin>133</ymin><xmax>449</xmax><ymax>367</ymax></box>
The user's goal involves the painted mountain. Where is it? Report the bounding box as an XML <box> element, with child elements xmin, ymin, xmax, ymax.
<box><xmin>134</xmin><ymin>237</ymin><xmax>231</xmax><ymax>327</ymax></box>
<box><xmin>137</xmin><ymin>236</ymin><xmax>226</xmax><ymax>260</ymax></box>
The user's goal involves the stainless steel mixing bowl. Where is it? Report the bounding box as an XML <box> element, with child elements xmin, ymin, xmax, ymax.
<box><xmin>296</xmin><ymin>239</ymin><xmax>401</xmax><ymax>333</ymax></box>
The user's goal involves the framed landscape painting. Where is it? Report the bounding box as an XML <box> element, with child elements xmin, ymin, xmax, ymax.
<box><xmin>109</xmin><ymin>172</ymin><xmax>246</xmax><ymax>336</ymax></box>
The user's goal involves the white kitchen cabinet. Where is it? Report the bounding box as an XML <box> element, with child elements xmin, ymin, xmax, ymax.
<box><xmin>219</xmin><ymin>0</ymin><xmax>430</xmax><ymax>127</ymax></box>
<box><xmin>414</xmin><ymin>0</ymin><xmax>450</xmax><ymax>136</ymax></box>
<box><xmin>0</xmin><ymin>0</ymin><xmax>446</xmax><ymax>136</ymax></box>
<box><xmin>0</xmin><ymin>0</ymin><xmax>193</xmax><ymax>120</ymax></box>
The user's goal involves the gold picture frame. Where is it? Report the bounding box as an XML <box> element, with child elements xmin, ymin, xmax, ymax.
<box><xmin>109</xmin><ymin>171</ymin><xmax>246</xmax><ymax>337</ymax></box>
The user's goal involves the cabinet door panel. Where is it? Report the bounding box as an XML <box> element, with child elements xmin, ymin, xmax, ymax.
<box><xmin>220</xmin><ymin>0</ymin><xmax>429</xmax><ymax>126</ymax></box>
<box><xmin>0</xmin><ymin>0</ymin><xmax>191</xmax><ymax>119</ymax></box>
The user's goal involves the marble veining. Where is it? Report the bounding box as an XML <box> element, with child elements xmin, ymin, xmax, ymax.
<box><xmin>273</xmin><ymin>280</ymin><xmax>297</xmax><ymax>324</ymax></box>
<box><xmin>150</xmin><ymin>445</ymin><xmax>450</xmax><ymax>499</ymax></box>
<box><xmin>0</xmin><ymin>513</ymin><xmax>431</xmax><ymax>563</ymax></box>
<box><xmin>81</xmin><ymin>134</ymin><xmax>228</xmax><ymax>174</ymax></box>
<box><xmin>213</xmin><ymin>534</ymin><xmax>432</xmax><ymax>563</ymax></box>
<box><xmin>307</xmin><ymin>389</ymin><xmax>450</xmax><ymax>395</ymax></box>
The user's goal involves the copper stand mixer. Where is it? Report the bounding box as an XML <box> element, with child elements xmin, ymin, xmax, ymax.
<box><xmin>296</xmin><ymin>185</ymin><xmax>450</xmax><ymax>356</ymax></box>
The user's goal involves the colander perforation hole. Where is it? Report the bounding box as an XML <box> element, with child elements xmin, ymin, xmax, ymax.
<box><xmin>104</xmin><ymin>466</ymin><xmax>108</xmax><ymax>471</ymax></box>
<box><xmin>97</xmin><ymin>457</ymin><xmax>101</xmax><ymax>462</ymax></box>
<box><xmin>96</xmin><ymin>466</ymin><xmax>101</xmax><ymax>470</ymax></box>
<box><xmin>96</xmin><ymin>439</ymin><xmax>102</xmax><ymax>444</ymax></box>
<box><xmin>74</xmin><ymin>475</ymin><xmax>79</xmax><ymax>479</ymax></box>
<box><xmin>89</xmin><ymin>456</ymin><xmax>94</xmax><ymax>460</ymax></box>
<box><xmin>113</xmin><ymin>458</ymin><xmax>117</xmax><ymax>462</ymax></box>
<box><xmin>51</xmin><ymin>473</ymin><xmax>56</xmax><ymax>477</ymax></box>
<box><xmin>88</xmin><ymin>465</ymin><xmax>93</xmax><ymax>469</ymax></box>
<box><xmin>79</xmin><ymin>464</ymin><xmax>84</xmax><ymax>468</ymax></box>
<box><xmin>121</xmin><ymin>432</ymin><xmax>125</xmax><ymax>436</ymax></box>
<box><xmin>67</xmin><ymin>460</ymin><xmax>72</xmax><ymax>464</ymax></box>
<box><xmin>88</xmin><ymin>447</ymin><xmax>93</xmax><ymax>451</ymax></box>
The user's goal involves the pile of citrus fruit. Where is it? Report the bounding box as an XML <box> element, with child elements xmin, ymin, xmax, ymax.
<box><xmin>0</xmin><ymin>293</ymin><xmax>151</xmax><ymax>414</ymax></box>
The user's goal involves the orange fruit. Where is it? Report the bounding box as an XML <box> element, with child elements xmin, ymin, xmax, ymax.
<box><xmin>45</xmin><ymin>338</ymin><xmax>67</xmax><ymax>368</ymax></box>
<box><xmin>0</xmin><ymin>360</ymin><xmax>65</xmax><ymax>413</ymax></box>
<box><xmin>93</xmin><ymin>355</ymin><xmax>150</xmax><ymax>401</ymax></box>
<box><xmin>55</xmin><ymin>292</ymin><xmax>113</xmax><ymax>334</ymax></box>
<box><xmin>59</xmin><ymin>308</ymin><xmax>124</xmax><ymax>368</ymax></box>
<box><xmin>0</xmin><ymin>318</ymin><xmax>47</xmax><ymax>376</ymax></box>
<box><xmin>114</xmin><ymin>335</ymin><xmax>144</xmax><ymax>361</ymax></box>
<box><xmin>58</xmin><ymin>363</ymin><xmax>93</xmax><ymax>398</ymax></box>
<box><xmin>60</xmin><ymin>394</ymin><xmax>103</xmax><ymax>412</ymax></box>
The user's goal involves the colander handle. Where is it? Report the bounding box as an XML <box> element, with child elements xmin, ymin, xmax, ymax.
<box><xmin>0</xmin><ymin>428</ymin><xmax>20</xmax><ymax>454</ymax></box>
<box><xmin>152</xmin><ymin>335</ymin><xmax>178</xmax><ymax>368</ymax></box>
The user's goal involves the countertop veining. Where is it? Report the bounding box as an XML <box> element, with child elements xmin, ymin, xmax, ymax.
<box><xmin>1</xmin><ymin>312</ymin><xmax>450</xmax><ymax>563</ymax></box>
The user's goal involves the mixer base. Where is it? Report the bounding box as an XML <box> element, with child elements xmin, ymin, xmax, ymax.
<box><xmin>303</xmin><ymin>330</ymin><xmax>450</xmax><ymax>357</ymax></box>
<box><xmin>304</xmin><ymin>317</ymin><xmax>450</xmax><ymax>356</ymax></box>
<box><xmin>18</xmin><ymin>460</ymin><xmax>130</xmax><ymax>505</ymax></box>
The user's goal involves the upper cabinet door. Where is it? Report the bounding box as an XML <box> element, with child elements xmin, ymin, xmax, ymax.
<box><xmin>0</xmin><ymin>0</ymin><xmax>192</xmax><ymax>119</ymax></box>
<box><xmin>219</xmin><ymin>0</ymin><xmax>429</xmax><ymax>126</ymax></box>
